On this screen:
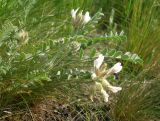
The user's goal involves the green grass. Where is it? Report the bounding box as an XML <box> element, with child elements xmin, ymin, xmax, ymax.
<box><xmin>96</xmin><ymin>0</ymin><xmax>160</xmax><ymax>67</ymax></box>
<box><xmin>110</xmin><ymin>77</ymin><xmax>160</xmax><ymax>121</ymax></box>
<box><xmin>0</xmin><ymin>0</ymin><xmax>160</xmax><ymax>121</ymax></box>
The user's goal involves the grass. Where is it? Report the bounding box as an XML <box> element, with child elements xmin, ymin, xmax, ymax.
<box><xmin>93</xmin><ymin>0</ymin><xmax>160</xmax><ymax>67</ymax></box>
<box><xmin>0</xmin><ymin>0</ymin><xmax>160</xmax><ymax>121</ymax></box>
<box><xmin>125</xmin><ymin>0</ymin><xmax>160</xmax><ymax>67</ymax></box>
<box><xmin>110</xmin><ymin>77</ymin><xmax>160</xmax><ymax>121</ymax></box>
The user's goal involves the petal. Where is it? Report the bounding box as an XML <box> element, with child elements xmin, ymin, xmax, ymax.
<box><xmin>112</xmin><ymin>62</ymin><xmax>122</xmax><ymax>73</ymax></box>
<box><xmin>107</xmin><ymin>62</ymin><xmax>122</xmax><ymax>75</ymax></box>
<box><xmin>94</xmin><ymin>54</ymin><xmax>104</xmax><ymax>69</ymax></box>
<box><xmin>101</xmin><ymin>88</ymin><xmax>109</xmax><ymax>102</ymax></box>
<box><xmin>83</xmin><ymin>11</ymin><xmax>91</xmax><ymax>24</ymax></box>
<box><xmin>71</xmin><ymin>8</ymin><xmax>79</xmax><ymax>19</ymax></box>
<box><xmin>91</xmin><ymin>73</ymin><xmax>97</xmax><ymax>80</ymax></box>
<box><xmin>108</xmin><ymin>86</ymin><xmax>122</xmax><ymax>93</ymax></box>
<box><xmin>71</xmin><ymin>9</ymin><xmax>75</xmax><ymax>18</ymax></box>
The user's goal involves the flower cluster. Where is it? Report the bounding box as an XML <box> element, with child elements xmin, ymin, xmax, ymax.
<box><xmin>71</xmin><ymin>8</ymin><xmax>91</xmax><ymax>28</ymax></box>
<box><xmin>90</xmin><ymin>54</ymin><xmax>122</xmax><ymax>102</ymax></box>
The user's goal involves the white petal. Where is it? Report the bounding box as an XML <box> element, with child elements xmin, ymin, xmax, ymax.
<box><xmin>94</xmin><ymin>54</ymin><xmax>104</xmax><ymax>69</ymax></box>
<box><xmin>71</xmin><ymin>9</ymin><xmax>75</xmax><ymax>18</ymax></box>
<box><xmin>71</xmin><ymin>8</ymin><xmax>79</xmax><ymax>19</ymax></box>
<box><xmin>108</xmin><ymin>86</ymin><xmax>122</xmax><ymax>93</ymax></box>
<box><xmin>83</xmin><ymin>11</ymin><xmax>91</xmax><ymax>24</ymax></box>
<box><xmin>91</xmin><ymin>73</ymin><xmax>97</xmax><ymax>80</ymax></box>
<box><xmin>108</xmin><ymin>62</ymin><xmax>122</xmax><ymax>74</ymax></box>
<box><xmin>101</xmin><ymin>88</ymin><xmax>109</xmax><ymax>102</ymax></box>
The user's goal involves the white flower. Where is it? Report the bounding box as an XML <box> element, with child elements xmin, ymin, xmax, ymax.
<box><xmin>71</xmin><ymin>8</ymin><xmax>79</xmax><ymax>20</ymax></box>
<box><xmin>83</xmin><ymin>11</ymin><xmax>91</xmax><ymax>24</ymax></box>
<box><xmin>71</xmin><ymin>8</ymin><xmax>91</xmax><ymax>27</ymax></box>
<box><xmin>94</xmin><ymin>54</ymin><xmax>104</xmax><ymax>69</ymax></box>
<box><xmin>90</xmin><ymin>55</ymin><xmax>122</xmax><ymax>103</ymax></box>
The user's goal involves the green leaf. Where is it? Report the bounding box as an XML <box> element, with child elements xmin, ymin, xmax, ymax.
<box><xmin>108</xmin><ymin>49</ymin><xmax>116</xmax><ymax>57</ymax></box>
<box><xmin>90</xmin><ymin>48</ymin><xmax>96</xmax><ymax>58</ymax></box>
<box><xmin>91</xmin><ymin>8</ymin><xmax>104</xmax><ymax>24</ymax></box>
<box><xmin>101</xmin><ymin>48</ymin><xmax>108</xmax><ymax>55</ymax></box>
<box><xmin>103</xmin><ymin>50</ymin><xmax>143</xmax><ymax>64</ymax></box>
<box><xmin>114</xmin><ymin>51</ymin><xmax>122</xmax><ymax>58</ymax></box>
<box><xmin>121</xmin><ymin>54</ymin><xmax>129</xmax><ymax>60</ymax></box>
<box><xmin>79</xmin><ymin>49</ymin><xmax>84</xmax><ymax>59</ymax></box>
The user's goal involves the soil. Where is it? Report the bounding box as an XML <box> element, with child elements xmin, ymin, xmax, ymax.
<box><xmin>0</xmin><ymin>98</ymin><xmax>110</xmax><ymax>121</ymax></box>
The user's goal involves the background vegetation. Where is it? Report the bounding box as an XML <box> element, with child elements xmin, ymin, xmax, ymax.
<box><xmin>0</xmin><ymin>0</ymin><xmax>159</xmax><ymax>121</ymax></box>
